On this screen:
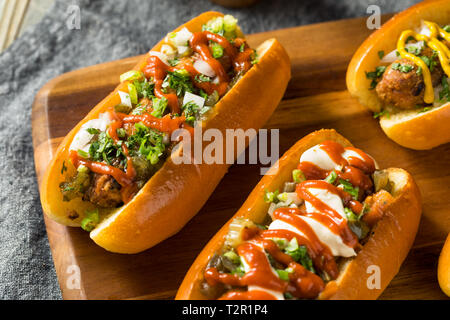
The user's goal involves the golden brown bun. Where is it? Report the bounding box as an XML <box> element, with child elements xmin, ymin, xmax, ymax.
<box><xmin>39</xmin><ymin>12</ymin><xmax>291</xmax><ymax>253</ymax></box>
<box><xmin>346</xmin><ymin>0</ymin><xmax>450</xmax><ymax>150</ymax></box>
<box><xmin>175</xmin><ymin>129</ymin><xmax>422</xmax><ymax>300</ymax></box>
<box><xmin>438</xmin><ymin>233</ymin><xmax>450</xmax><ymax>297</ymax></box>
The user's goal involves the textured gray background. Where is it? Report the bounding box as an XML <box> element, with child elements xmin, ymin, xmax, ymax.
<box><xmin>0</xmin><ymin>0</ymin><xmax>420</xmax><ymax>300</ymax></box>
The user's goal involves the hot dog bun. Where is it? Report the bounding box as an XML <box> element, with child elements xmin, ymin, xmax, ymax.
<box><xmin>438</xmin><ymin>233</ymin><xmax>450</xmax><ymax>297</ymax></box>
<box><xmin>39</xmin><ymin>12</ymin><xmax>291</xmax><ymax>253</ymax></box>
<box><xmin>175</xmin><ymin>129</ymin><xmax>422</xmax><ymax>300</ymax></box>
<box><xmin>346</xmin><ymin>0</ymin><xmax>450</xmax><ymax>150</ymax></box>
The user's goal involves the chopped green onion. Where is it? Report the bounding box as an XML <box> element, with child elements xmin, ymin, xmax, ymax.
<box><xmin>127</xmin><ymin>83</ymin><xmax>138</xmax><ymax>105</ymax></box>
<box><xmin>77</xmin><ymin>149</ymin><xmax>89</xmax><ymax>159</ymax></box>
<box><xmin>120</xmin><ymin>70</ymin><xmax>143</xmax><ymax>83</ymax></box>
<box><xmin>324</xmin><ymin>171</ymin><xmax>337</xmax><ymax>184</ymax></box>
<box><xmin>264</xmin><ymin>190</ymin><xmax>279</xmax><ymax>203</ymax></box>
<box><xmin>223</xmin><ymin>15</ymin><xmax>238</xmax><ymax>32</ymax></box>
<box><xmin>211</xmin><ymin>43</ymin><xmax>224</xmax><ymax>58</ymax></box>
<box><xmin>338</xmin><ymin>179</ymin><xmax>359</xmax><ymax>200</ymax></box>
<box><xmin>276</xmin><ymin>269</ymin><xmax>291</xmax><ymax>281</ymax></box>
<box><xmin>292</xmin><ymin>169</ymin><xmax>305</xmax><ymax>183</ymax></box>
<box><xmin>277</xmin><ymin>192</ymin><xmax>288</xmax><ymax>202</ymax></box>
<box><xmin>223</xmin><ymin>251</ymin><xmax>240</xmax><ymax>264</ymax></box>
<box><xmin>344</xmin><ymin>207</ymin><xmax>359</xmax><ymax>221</ymax></box>
<box><xmin>378</xmin><ymin>50</ymin><xmax>385</xmax><ymax>59</ymax></box>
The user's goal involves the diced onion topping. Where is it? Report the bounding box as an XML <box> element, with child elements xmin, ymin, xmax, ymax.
<box><xmin>170</xmin><ymin>27</ymin><xmax>193</xmax><ymax>47</ymax></box>
<box><xmin>193</xmin><ymin>59</ymin><xmax>216</xmax><ymax>77</ymax></box>
<box><xmin>148</xmin><ymin>51</ymin><xmax>170</xmax><ymax>65</ymax></box>
<box><xmin>118</xmin><ymin>90</ymin><xmax>132</xmax><ymax>107</ymax></box>
<box><xmin>183</xmin><ymin>92</ymin><xmax>205</xmax><ymax>109</ymax></box>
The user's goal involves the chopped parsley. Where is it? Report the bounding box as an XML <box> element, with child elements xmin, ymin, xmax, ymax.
<box><xmin>133</xmin><ymin>79</ymin><xmax>155</xmax><ymax>99</ymax></box>
<box><xmin>126</xmin><ymin>122</ymin><xmax>166</xmax><ymax>165</ymax></box>
<box><xmin>439</xmin><ymin>76</ymin><xmax>450</xmax><ymax>102</ymax></box>
<box><xmin>182</xmin><ymin>101</ymin><xmax>201</xmax><ymax>126</ymax></box>
<box><xmin>420</xmin><ymin>52</ymin><xmax>438</xmax><ymax>72</ymax></box>
<box><xmin>168</xmin><ymin>58</ymin><xmax>180</xmax><ymax>67</ymax></box>
<box><xmin>150</xmin><ymin>97</ymin><xmax>168</xmax><ymax>118</ymax></box>
<box><xmin>405</xmin><ymin>44</ymin><xmax>422</xmax><ymax>56</ymax></box>
<box><xmin>391</xmin><ymin>62</ymin><xmax>414</xmax><ymax>73</ymax></box>
<box><xmin>366</xmin><ymin>66</ymin><xmax>386</xmax><ymax>89</ymax></box>
<box><xmin>162</xmin><ymin>69</ymin><xmax>194</xmax><ymax>96</ymax></box>
<box><xmin>86</xmin><ymin>128</ymin><xmax>101</xmax><ymax>135</ymax></box>
<box><xmin>377</xmin><ymin>50</ymin><xmax>384</xmax><ymax>59</ymax></box>
<box><xmin>88</xmin><ymin>131</ymin><xmax>126</xmax><ymax>166</ymax></box>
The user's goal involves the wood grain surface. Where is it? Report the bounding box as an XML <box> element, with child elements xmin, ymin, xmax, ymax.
<box><xmin>32</xmin><ymin>15</ymin><xmax>450</xmax><ymax>300</ymax></box>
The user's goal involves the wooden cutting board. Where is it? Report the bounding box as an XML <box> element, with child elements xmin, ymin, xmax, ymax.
<box><xmin>32</xmin><ymin>14</ymin><xmax>450</xmax><ymax>300</ymax></box>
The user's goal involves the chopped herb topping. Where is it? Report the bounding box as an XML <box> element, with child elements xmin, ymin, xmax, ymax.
<box><xmin>133</xmin><ymin>79</ymin><xmax>155</xmax><ymax>100</ymax></box>
<box><xmin>195</xmin><ymin>74</ymin><xmax>212</xmax><ymax>83</ymax></box>
<box><xmin>86</xmin><ymin>128</ymin><xmax>101</xmax><ymax>135</ymax></box>
<box><xmin>420</xmin><ymin>52</ymin><xmax>438</xmax><ymax>72</ymax></box>
<box><xmin>366</xmin><ymin>66</ymin><xmax>386</xmax><ymax>89</ymax></box>
<box><xmin>150</xmin><ymin>97</ymin><xmax>168</xmax><ymax>118</ymax></box>
<box><xmin>373</xmin><ymin>109</ymin><xmax>389</xmax><ymax>119</ymax></box>
<box><xmin>88</xmin><ymin>131</ymin><xmax>126</xmax><ymax>166</ymax></box>
<box><xmin>264</xmin><ymin>190</ymin><xmax>280</xmax><ymax>203</ymax></box>
<box><xmin>378</xmin><ymin>50</ymin><xmax>384</xmax><ymax>59</ymax></box>
<box><xmin>211</xmin><ymin>42</ymin><xmax>224</xmax><ymax>59</ymax></box>
<box><xmin>126</xmin><ymin>122</ymin><xmax>166</xmax><ymax>165</ymax></box>
<box><xmin>338</xmin><ymin>179</ymin><xmax>359</xmax><ymax>200</ymax></box>
<box><xmin>391</xmin><ymin>62</ymin><xmax>414</xmax><ymax>73</ymax></box>
<box><xmin>324</xmin><ymin>171</ymin><xmax>338</xmax><ymax>184</ymax></box>
<box><xmin>439</xmin><ymin>76</ymin><xmax>450</xmax><ymax>102</ymax></box>
<box><xmin>162</xmin><ymin>69</ymin><xmax>194</xmax><ymax>96</ymax></box>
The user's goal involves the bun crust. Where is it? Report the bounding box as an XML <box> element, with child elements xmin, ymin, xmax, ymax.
<box><xmin>175</xmin><ymin>129</ymin><xmax>422</xmax><ymax>300</ymax></box>
<box><xmin>39</xmin><ymin>12</ymin><xmax>291</xmax><ymax>253</ymax></box>
<box><xmin>346</xmin><ymin>0</ymin><xmax>450</xmax><ymax>150</ymax></box>
<box><xmin>438</xmin><ymin>233</ymin><xmax>450</xmax><ymax>297</ymax></box>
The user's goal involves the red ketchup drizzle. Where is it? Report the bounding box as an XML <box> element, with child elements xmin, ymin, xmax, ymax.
<box><xmin>205</xmin><ymin>238</ymin><xmax>324</xmax><ymax>300</ymax></box>
<box><xmin>143</xmin><ymin>55</ymin><xmax>180</xmax><ymax>114</ymax></box>
<box><xmin>204</xmin><ymin>141</ymin><xmax>377</xmax><ymax>300</ymax></box>
<box><xmin>144</xmin><ymin>31</ymin><xmax>253</xmax><ymax>102</ymax></box>
<box><xmin>295</xmin><ymin>181</ymin><xmax>359</xmax><ymax>248</ymax></box>
<box><xmin>299</xmin><ymin>141</ymin><xmax>375</xmax><ymax>198</ymax></box>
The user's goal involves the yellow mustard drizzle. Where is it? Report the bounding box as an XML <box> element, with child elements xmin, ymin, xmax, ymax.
<box><xmin>396</xmin><ymin>21</ymin><xmax>450</xmax><ymax>104</ymax></box>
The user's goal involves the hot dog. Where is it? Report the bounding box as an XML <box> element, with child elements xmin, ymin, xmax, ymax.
<box><xmin>347</xmin><ymin>0</ymin><xmax>450</xmax><ymax>150</ymax></box>
<box><xmin>39</xmin><ymin>12</ymin><xmax>291</xmax><ymax>253</ymax></box>
<box><xmin>176</xmin><ymin>129</ymin><xmax>422</xmax><ymax>300</ymax></box>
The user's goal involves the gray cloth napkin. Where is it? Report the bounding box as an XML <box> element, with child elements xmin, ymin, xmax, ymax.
<box><xmin>0</xmin><ymin>0</ymin><xmax>420</xmax><ymax>300</ymax></box>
